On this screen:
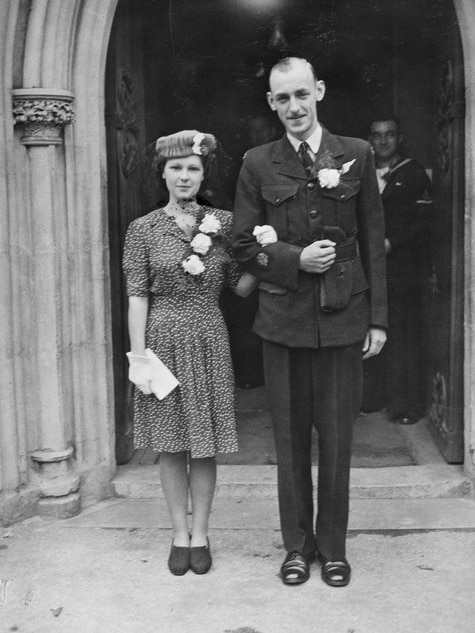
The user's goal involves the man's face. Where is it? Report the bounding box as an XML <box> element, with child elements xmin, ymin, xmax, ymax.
<box><xmin>267</xmin><ymin>62</ymin><xmax>325</xmax><ymax>141</ymax></box>
<box><xmin>369</xmin><ymin>120</ymin><xmax>401</xmax><ymax>162</ymax></box>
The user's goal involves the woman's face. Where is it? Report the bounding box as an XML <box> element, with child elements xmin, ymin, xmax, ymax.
<box><xmin>162</xmin><ymin>155</ymin><xmax>204</xmax><ymax>202</ymax></box>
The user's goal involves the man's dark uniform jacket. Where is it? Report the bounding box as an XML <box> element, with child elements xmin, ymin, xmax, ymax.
<box><xmin>232</xmin><ymin>128</ymin><xmax>388</xmax><ymax>342</ymax></box>
<box><xmin>232</xmin><ymin>128</ymin><xmax>387</xmax><ymax>561</ymax></box>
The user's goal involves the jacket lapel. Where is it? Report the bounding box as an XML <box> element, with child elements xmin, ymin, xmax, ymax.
<box><xmin>271</xmin><ymin>135</ymin><xmax>307</xmax><ymax>180</ymax></box>
<box><xmin>313</xmin><ymin>128</ymin><xmax>346</xmax><ymax>171</ymax></box>
<box><xmin>271</xmin><ymin>129</ymin><xmax>347</xmax><ymax>180</ymax></box>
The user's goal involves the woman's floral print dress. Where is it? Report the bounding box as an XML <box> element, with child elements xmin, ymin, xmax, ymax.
<box><xmin>123</xmin><ymin>206</ymin><xmax>240</xmax><ymax>458</ymax></box>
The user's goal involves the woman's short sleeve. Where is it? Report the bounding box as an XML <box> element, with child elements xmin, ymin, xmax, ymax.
<box><xmin>123</xmin><ymin>220</ymin><xmax>149</xmax><ymax>297</ymax></box>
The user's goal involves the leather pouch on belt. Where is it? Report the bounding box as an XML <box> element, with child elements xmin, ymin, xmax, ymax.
<box><xmin>319</xmin><ymin>226</ymin><xmax>352</xmax><ymax>312</ymax></box>
<box><xmin>320</xmin><ymin>261</ymin><xmax>352</xmax><ymax>312</ymax></box>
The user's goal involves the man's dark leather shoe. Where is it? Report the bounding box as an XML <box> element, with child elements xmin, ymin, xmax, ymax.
<box><xmin>280</xmin><ymin>551</ymin><xmax>314</xmax><ymax>585</ymax></box>
<box><xmin>317</xmin><ymin>552</ymin><xmax>351</xmax><ymax>587</ymax></box>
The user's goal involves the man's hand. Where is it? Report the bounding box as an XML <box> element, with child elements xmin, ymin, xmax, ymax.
<box><xmin>362</xmin><ymin>327</ymin><xmax>387</xmax><ymax>360</ymax></box>
<box><xmin>299</xmin><ymin>240</ymin><xmax>336</xmax><ymax>273</ymax></box>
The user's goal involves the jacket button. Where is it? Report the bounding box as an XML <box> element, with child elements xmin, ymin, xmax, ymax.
<box><xmin>275</xmin><ymin>197</ymin><xmax>281</xmax><ymax>203</ymax></box>
<box><xmin>307</xmin><ymin>182</ymin><xmax>316</xmax><ymax>189</ymax></box>
<box><xmin>309</xmin><ymin>209</ymin><xmax>318</xmax><ymax>218</ymax></box>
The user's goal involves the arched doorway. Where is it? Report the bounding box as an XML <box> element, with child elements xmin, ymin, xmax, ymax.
<box><xmin>105</xmin><ymin>0</ymin><xmax>465</xmax><ymax>469</ymax></box>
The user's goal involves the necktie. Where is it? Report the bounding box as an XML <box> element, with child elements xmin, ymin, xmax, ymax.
<box><xmin>298</xmin><ymin>141</ymin><xmax>313</xmax><ymax>174</ymax></box>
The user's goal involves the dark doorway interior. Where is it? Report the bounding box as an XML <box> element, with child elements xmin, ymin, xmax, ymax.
<box><xmin>106</xmin><ymin>0</ymin><xmax>464</xmax><ymax>465</ymax></box>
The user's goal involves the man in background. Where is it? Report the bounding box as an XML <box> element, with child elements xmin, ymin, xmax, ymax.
<box><xmin>363</xmin><ymin>115</ymin><xmax>432</xmax><ymax>424</ymax></box>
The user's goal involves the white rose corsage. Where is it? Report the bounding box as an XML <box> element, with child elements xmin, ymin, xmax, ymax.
<box><xmin>317</xmin><ymin>159</ymin><xmax>356</xmax><ymax>189</ymax></box>
<box><xmin>199</xmin><ymin>213</ymin><xmax>221</xmax><ymax>235</ymax></box>
<box><xmin>182</xmin><ymin>254</ymin><xmax>205</xmax><ymax>276</ymax></box>
<box><xmin>190</xmin><ymin>232</ymin><xmax>212</xmax><ymax>255</ymax></box>
<box><xmin>180</xmin><ymin>213</ymin><xmax>224</xmax><ymax>280</ymax></box>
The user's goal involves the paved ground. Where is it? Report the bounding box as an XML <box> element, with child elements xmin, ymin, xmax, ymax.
<box><xmin>1</xmin><ymin>496</ymin><xmax>475</xmax><ymax>633</ymax></box>
<box><xmin>1</xmin><ymin>391</ymin><xmax>472</xmax><ymax>632</ymax></box>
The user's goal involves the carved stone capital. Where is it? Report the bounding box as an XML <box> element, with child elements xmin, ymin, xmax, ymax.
<box><xmin>12</xmin><ymin>88</ymin><xmax>75</xmax><ymax>145</ymax></box>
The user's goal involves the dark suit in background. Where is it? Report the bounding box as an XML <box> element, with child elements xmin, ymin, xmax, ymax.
<box><xmin>362</xmin><ymin>157</ymin><xmax>432</xmax><ymax>418</ymax></box>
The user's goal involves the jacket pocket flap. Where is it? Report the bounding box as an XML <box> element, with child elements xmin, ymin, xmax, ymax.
<box><xmin>319</xmin><ymin>178</ymin><xmax>361</xmax><ymax>202</ymax></box>
<box><xmin>258</xmin><ymin>281</ymin><xmax>288</xmax><ymax>295</ymax></box>
<box><xmin>261</xmin><ymin>184</ymin><xmax>299</xmax><ymax>206</ymax></box>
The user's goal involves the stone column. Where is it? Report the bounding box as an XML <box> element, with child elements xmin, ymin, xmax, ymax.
<box><xmin>11</xmin><ymin>88</ymin><xmax>80</xmax><ymax>518</ymax></box>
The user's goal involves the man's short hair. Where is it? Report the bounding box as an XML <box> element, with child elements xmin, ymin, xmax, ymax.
<box><xmin>369</xmin><ymin>114</ymin><xmax>401</xmax><ymax>135</ymax></box>
<box><xmin>269</xmin><ymin>57</ymin><xmax>318</xmax><ymax>86</ymax></box>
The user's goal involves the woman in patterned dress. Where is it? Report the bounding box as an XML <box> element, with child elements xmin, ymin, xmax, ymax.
<box><xmin>123</xmin><ymin>130</ymin><xmax>256</xmax><ymax>576</ymax></box>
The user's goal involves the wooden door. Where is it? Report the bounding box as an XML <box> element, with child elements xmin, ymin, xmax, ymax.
<box><xmin>105</xmin><ymin>0</ymin><xmax>154</xmax><ymax>464</ymax></box>
<box><xmin>426</xmin><ymin>11</ymin><xmax>465</xmax><ymax>463</ymax></box>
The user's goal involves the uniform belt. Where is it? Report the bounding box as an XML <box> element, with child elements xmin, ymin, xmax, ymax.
<box><xmin>334</xmin><ymin>240</ymin><xmax>357</xmax><ymax>262</ymax></box>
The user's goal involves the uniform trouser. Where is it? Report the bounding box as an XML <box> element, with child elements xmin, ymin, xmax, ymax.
<box><xmin>263</xmin><ymin>340</ymin><xmax>363</xmax><ymax>561</ymax></box>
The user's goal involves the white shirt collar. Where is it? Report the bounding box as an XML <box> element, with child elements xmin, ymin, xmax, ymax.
<box><xmin>287</xmin><ymin>125</ymin><xmax>322</xmax><ymax>156</ymax></box>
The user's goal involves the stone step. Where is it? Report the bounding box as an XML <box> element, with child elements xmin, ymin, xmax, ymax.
<box><xmin>67</xmin><ymin>497</ymin><xmax>475</xmax><ymax>531</ymax></box>
<box><xmin>112</xmin><ymin>464</ymin><xmax>471</xmax><ymax>500</ymax></box>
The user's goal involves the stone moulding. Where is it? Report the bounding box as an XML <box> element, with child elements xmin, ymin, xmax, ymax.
<box><xmin>12</xmin><ymin>88</ymin><xmax>75</xmax><ymax>145</ymax></box>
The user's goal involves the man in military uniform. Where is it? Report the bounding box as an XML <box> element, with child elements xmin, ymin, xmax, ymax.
<box><xmin>232</xmin><ymin>57</ymin><xmax>387</xmax><ymax>587</ymax></box>
<box><xmin>363</xmin><ymin>115</ymin><xmax>432</xmax><ymax>423</ymax></box>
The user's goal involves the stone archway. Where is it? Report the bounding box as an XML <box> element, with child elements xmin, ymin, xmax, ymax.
<box><xmin>1</xmin><ymin>0</ymin><xmax>474</xmax><ymax>524</ymax></box>
<box><xmin>0</xmin><ymin>0</ymin><xmax>120</xmax><ymax>521</ymax></box>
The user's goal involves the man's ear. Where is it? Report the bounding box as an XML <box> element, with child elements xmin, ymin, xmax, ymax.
<box><xmin>316</xmin><ymin>80</ymin><xmax>326</xmax><ymax>102</ymax></box>
<box><xmin>266</xmin><ymin>91</ymin><xmax>276</xmax><ymax>111</ymax></box>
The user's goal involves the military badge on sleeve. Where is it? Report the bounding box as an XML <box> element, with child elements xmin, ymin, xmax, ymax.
<box><xmin>256</xmin><ymin>252</ymin><xmax>269</xmax><ymax>268</ymax></box>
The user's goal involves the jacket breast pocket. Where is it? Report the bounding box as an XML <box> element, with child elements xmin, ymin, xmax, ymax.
<box><xmin>260</xmin><ymin>184</ymin><xmax>299</xmax><ymax>239</ymax></box>
<box><xmin>320</xmin><ymin>178</ymin><xmax>361</xmax><ymax>229</ymax></box>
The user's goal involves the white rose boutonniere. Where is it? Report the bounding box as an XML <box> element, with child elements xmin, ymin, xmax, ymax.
<box><xmin>317</xmin><ymin>159</ymin><xmax>356</xmax><ymax>189</ymax></box>
<box><xmin>198</xmin><ymin>213</ymin><xmax>221</xmax><ymax>235</ymax></box>
<box><xmin>318</xmin><ymin>168</ymin><xmax>341</xmax><ymax>189</ymax></box>
<box><xmin>190</xmin><ymin>232</ymin><xmax>212</xmax><ymax>255</ymax></box>
<box><xmin>182</xmin><ymin>254</ymin><xmax>205</xmax><ymax>276</ymax></box>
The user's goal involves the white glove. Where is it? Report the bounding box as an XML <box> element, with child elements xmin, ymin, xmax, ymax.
<box><xmin>126</xmin><ymin>352</ymin><xmax>152</xmax><ymax>394</ymax></box>
<box><xmin>253</xmin><ymin>225</ymin><xmax>278</xmax><ymax>246</ymax></box>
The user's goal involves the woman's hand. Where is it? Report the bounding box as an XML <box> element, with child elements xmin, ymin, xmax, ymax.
<box><xmin>253</xmin><ymin>225</ymin><xmax>278</xmax><ymax>246</ymax></box>
<box><xmin>126</xmin><ymin>353</ymin><xmax>153</xmax><ymax>394</ymax></box>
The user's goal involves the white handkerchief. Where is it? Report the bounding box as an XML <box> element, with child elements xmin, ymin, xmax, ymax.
<box><xmin>145</xmin><ymin>348</ymin><xmax>179</xmax><ymax>400</ymax></box>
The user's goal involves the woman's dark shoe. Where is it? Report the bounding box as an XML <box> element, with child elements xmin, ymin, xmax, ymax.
<box><xmin>280</xmin><ymin>551</ymin><xmax>313</xmax><ymax>585</ymax></box>
<box><xmin>168</xmin><ymin>541</ymin><xmax>190</xmax><ymax>576</ymax></box>
<box><xmin>317</xmin><ymin>552</ymin><xmax>351</xmax><ymax>587</ymax></box>
<box><xmin>190</xmin><ymin>538</ymin><xmax>212</xmax><ymax>574</ymax></box>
